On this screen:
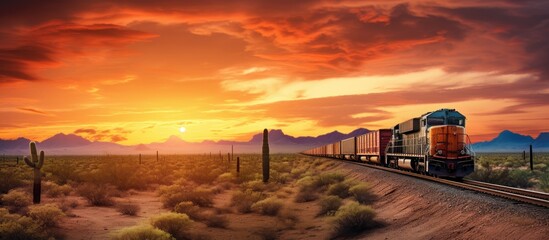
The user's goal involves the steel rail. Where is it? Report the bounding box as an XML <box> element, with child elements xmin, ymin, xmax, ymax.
<box><xmin>462</xmin><ymin>179</ymin><xmax>549</xmax><ymax>201</ymax></box>
<box><xmin>309</xmin><ymin>155</ymin><xmax>549</xmax><ymax>208</ymax></box>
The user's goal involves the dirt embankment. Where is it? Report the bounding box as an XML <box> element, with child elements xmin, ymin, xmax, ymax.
<box><xmin>334</xmin><ymin>160</ymin><xmax>549</xmax><ymax>240</ymax></box>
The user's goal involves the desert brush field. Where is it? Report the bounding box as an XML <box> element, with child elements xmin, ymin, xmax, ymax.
<box><xmin>1</xmin><ymin>153</ymin><xmax>382</xmax><ymax>239</ymax></box>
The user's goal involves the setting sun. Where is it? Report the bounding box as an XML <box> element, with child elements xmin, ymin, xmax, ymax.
<box><xmin>179</xmin><ymin>127</ymin><xmax>186</xmax><ymax>133</ymax></box>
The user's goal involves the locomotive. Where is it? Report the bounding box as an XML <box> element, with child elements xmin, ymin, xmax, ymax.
<box><xmin>302</xmin><ymin>109</ymin><xmax>475</xmax><ymax>178</ymax></box>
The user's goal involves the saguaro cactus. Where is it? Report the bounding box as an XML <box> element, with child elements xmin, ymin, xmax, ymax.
<box><xmin>236</xmin><ymin>157</ymin><xmax>240</xmax><ymax>176</ymax></box>
<box><xmin>24</xmin><ymin>142</ymin><xmax>44</xmax><ymax>204</ymax></box>
<box><xmin>262</xmin><ymin>129</ymin><xmax>270</xmax><ymax>183</ymax></box>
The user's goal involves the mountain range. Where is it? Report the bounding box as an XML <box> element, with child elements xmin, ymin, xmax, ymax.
<box><xmin>471</xmin><ymin>130</ymin><xmax>548</xmax><ymax>152</ymax></box>
<box><xmin>0</xmin><ymin>129</ymin><xmax>369</xmax><ymax>155</ymax></box>
<box><xmin>0</xmin><ymin>129</ymin><xmax>547</xmax><ymax>155</ymax></box>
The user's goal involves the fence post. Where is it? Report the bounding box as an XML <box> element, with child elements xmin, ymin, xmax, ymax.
<box><xmin>529</xmin><ymin>144</ymin><xmax>533</xmax><ymax>171</ymax></box>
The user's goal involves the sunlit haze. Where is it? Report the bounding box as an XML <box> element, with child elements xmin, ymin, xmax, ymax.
<box><xmin>1</xmin><ymin>0</ymin><xmax>548</xmax><ymax>144</ymax></box>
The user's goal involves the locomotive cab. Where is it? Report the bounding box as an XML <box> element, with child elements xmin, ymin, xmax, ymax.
<box><xmin>423</xmin><ymin>109</ymin><xmax>475</xmax><ymax>177</ymax></box>
<box><xmin>385</xmin><ymin>108</ymin><xmax>475</xmax><ymax>178</ymax></box>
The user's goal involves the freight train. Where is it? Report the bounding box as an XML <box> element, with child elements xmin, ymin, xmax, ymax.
<box><xmin>302</xmin><ymin>109</ymin><xmax>475</xmax><ymax>178</ymax></box>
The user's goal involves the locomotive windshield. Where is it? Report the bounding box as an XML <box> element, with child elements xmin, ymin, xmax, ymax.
<box><xmin>448</xmin><ymin>117</ymin><xmax>465</xmax><ymax>126</ymax></box>
<box><xmin>427</xmin><ymin>117</ymin><xmax>444</xmax><ymax>126</ymax></box>
<box><xmin>426</xmin><ymin>117</ymin><xmax>465</xmax><ymax>126</ymax></box>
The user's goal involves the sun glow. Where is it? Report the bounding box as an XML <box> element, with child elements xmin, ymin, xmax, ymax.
<box><xmin>179</xmin><ymin>127</ymin><xmax>186</xmax><ymax>133</ymax></box>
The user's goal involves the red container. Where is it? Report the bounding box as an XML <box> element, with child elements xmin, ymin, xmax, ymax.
<box><xmin>356</xmin><ymin>129</ymin><xmax>392</xmax><ymax>156</ymax></box>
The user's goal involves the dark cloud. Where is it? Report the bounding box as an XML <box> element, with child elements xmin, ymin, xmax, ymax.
<box><xmin>17</xmin><ymin>107</ymin><xmax>48</xmax><ymax>115</ymax></box>
<box><xmin>1</xmin><ymin>0</ymin><xmax>548</xmax><ymax>82</ymax></box>
<box><xmin>0</xmin><ymin>23</ymin><xmax>155</xmax><ymax>83</ymax></box>
<box><xmin>432</xmin><ymin>4</ymin><xmax>549</xmax><ymax>80</ymax></box>
<box><xmin>74</xmin><ymin>128</ymin><xmax>96</xmax><ymax>134</ymax></box>
<box><xmin>0</xmin><ymin>45</ymin><xmax>56</xmax><ymax>82</ymax></box>
<box><xmin>110</xmin><ymin>135</ymin><xmax>127</xmax><ymax>142</ymax></box>
<box><xmin>73</xmin><ymin>127</ymin><xmax>131</xmax><ymax>142</ymax></box>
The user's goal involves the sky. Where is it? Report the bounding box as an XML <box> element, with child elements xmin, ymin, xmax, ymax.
<box><xmin>1</xmin><ymin>0</ymin><xmax>548</xmax><ymax>144</ymax></box>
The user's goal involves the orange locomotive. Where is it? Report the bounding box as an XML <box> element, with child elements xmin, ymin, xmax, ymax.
<box><xmin>302</xmin><ymin>109</ymin><xmax>475</xmax><ymax>178</ymax></box>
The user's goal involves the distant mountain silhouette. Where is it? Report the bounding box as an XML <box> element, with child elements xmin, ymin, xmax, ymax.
<box><xmin>472</xmin><ymin>130</ymin><xmax>548</xmax><ymax>152</ymax></box>
<box><xmin>0</xmin><ymin>137</ymin><xmax>30</xmax><ymax>151</ymax></box>
<box><xmin>2</xmin><ymin>128</ymin><xmax>547</xmax><ymax>155</ymax></box>
<box><xmin>0</xmin><ymin>128</ymin><xmax>369</xmax><ymax>155</ymax></box>
<box><xmin>39</xmin><ymin>133</ymin><xmax>92</xmax><ymax>148</ymax></box>
<box><xmin>533</xmin><ymin>133</ymin><xmax>549</xmax><ymax>149</ymax></box>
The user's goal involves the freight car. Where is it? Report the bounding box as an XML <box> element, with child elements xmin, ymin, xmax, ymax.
<box><xmin>302</xmin><ymin>109</ymin><xmax>475</xmax><ymax>178</ymax></box>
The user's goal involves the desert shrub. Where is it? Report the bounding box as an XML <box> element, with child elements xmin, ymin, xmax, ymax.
<box><xmin>318</xmin><ymin>196</ymin><xmax>342</xmax><ymax>216</ymax></box>
<box><xmin>290</xmin><ymin>168</ymin><xmax>306</xmax><ymax>179</ymax></box>
<box><xmin>534</xmin><ymin>163</ymin><xmax>547</xmax><ymax>171</ymax></box>
<box><xmin>231</xmin><ymin>189</ymin><xmax>265</xmax><ymax>213</ymax></box>
<box><xmin>507</xmin><ymin>170</ymin><xmax>533</xmax><ymax>188</ymax></box>
<box><xmin>312</xmin><ymin>173</ymin><xmax>345</xmax><ymax>189</ymax></box>
<box><xmin>28</xmin><ymin>204</ymin><xmax>64</xmax><ymax>227</ymax></box>
<box><xmin>327</xmin><ymin>182</ymin><xmax>352</xmax><ymax>199</ymax></box>
<box><xmin>241</xmin><ymin>180</ymin><xmax>265</xmax><ymax>191</ymax></box>
<box><xmin>201</xmin><ymin>213</ymin><xmax>229</xmax><ymax>228</ymax></box>
<box><xmin>43</xmin><ymin>160</ymin><xmax>79</xmax><ymax>185</ymax></box>
<box><xmin>0</xmin><ymin>168</ymin><xmax>25</xmax><ymax>194</ymax></box>
<box><xmin>112</xmin><ymin>225</ymin><xmax>174</xmax><ymax>240</ymax></box>
<box><xmin>271</xmin><ymin>172</ymin><xmax>291</xmax><ymax>184</ymax></box>
<box><xmin>537</xmin><ymin>172</ymin><xmax>549</xmax><ymax>192</ymax></box>
<box><xmin>251</xmin><ymin>197</ymin><xmax>283</xmax><ymax>216</ymax></box>
<box><xmin>58</xmin><ymin>198</ymin><xmax>79</xmax><ymax>212</ymax></box>
<box><xmin>116</xmin><ymin>202</ymin><xmax>141</xmax><ymax>216</ymax></box>
<box><xmin>174</xmin><ymin>201</ymin><xmax>201</xmax><ymax>220</ymax></box>
<box><xmin>468</xmin><ymin>160</ymin><xmax>534</xmax><ymax>188</ymax></box>
<box><xmin>294</xmin><ymin>178</ymin><xmax>318</xmax><ymax>203</ymax></box>
<box><xmin>44</xmin><ymin>182</ymin><xmax>72</xmax><ymax>197</ymax></box>
<box><xmin>332</xmin><ymin>202</ymin><xmax>377</xmax><ymax>237</ymax></box>
<box><xmin>185</xmin><ymin>165</ymin><xmax>222</xmax><ymax>185</ymax></box>
<box><xmin>159</xmin><ymin>185</ymin><xmax>214</xmax><ymax>208</ymax></box>
<box><xmin>349</xmin><ymin>183</ymin><xmax>376</xmax><ymax>204</ymax></box>
<box><xmin>1</xmin><ymin>189</ymin><xmax>32</xmax><ymax>213</ymax></box>
<box><xmin>77</xmin><ymin>183</ymin><xmax>114</xmax><ymax>206</ymax></box>
<box><xmin>0</xmin><ymin>208</ymin><xmax>49</xmax><ymax>240</ymax></box>
<box><xmin>150</xmin><ymin>212</ymin><xmax>193</xmax><ymax>240</ymax></box>
<box><xmin>216</xmin><ymin>172</ymin><xmax>234</xmax><ymax>183</ymax></box>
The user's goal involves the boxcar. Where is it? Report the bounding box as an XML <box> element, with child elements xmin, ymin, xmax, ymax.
<box><xmin>356</xmin><ymin>129</ymin><xmax>392</xmax><ymax>164</ymax></box>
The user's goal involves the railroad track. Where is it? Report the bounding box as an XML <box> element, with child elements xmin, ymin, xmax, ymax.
<box><xmin>319</xmin><ymin>157</ymin><xmax>549</xmax><ymax>208</ymax></box>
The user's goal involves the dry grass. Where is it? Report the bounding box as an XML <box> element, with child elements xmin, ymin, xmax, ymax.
<box><xmin>231</xmin><ymin>189</ymin><xmax>265</xmax><ymax>213</ymax></box>
<box><xmin>27</xmin><ymin>204</ymin><xmax>65</xmax><ymax>227</ymax></box>
<box><xmin>112</xmin><ymin>225</ymin><xmax>173</xmax><ymax>240</ymax></box>
<box><xmin>43</xmin><ymin>182</ymin><xmax>72</xmax><ymax>197</ymax></box>
<box><xmin>159</xmin><ymin>185</ymin><xmax>214</xmax><ymax>208</ymax></box>
<box><xmin>0</xmin><ymin>189</ymin><xmax>32</xmax><ymax>213</ymax></box>
<box><xmin>318</xmin><ymin>195</ymin><xmax>342</xmax><ymax>216</ymax></box>
<box><xmin>174</xmin><ymin>201</ymin><xmax>202</xmax><ymax>220</ymax></box>
<box><xmin>76</xmin><ymin>183</ymin><xmax>115</xmax><ymax>206</ymax></box>
<box><xmin>116</xmin><ymin>202</ymin><xmax>141</xmax><ymax>216</ymax></box>
<box><xmin>251</xmin><ymin>197</ymin><xmax>284</xmax><ymax>216</ymax></box>
<box><xmin>0</xmin><ymin>208</ymin><xmax>51</xmax><ymax>240</ymax></box>
<box><xmin>150</xmin><ymin>212</ymin><xmax>193</xmax><ymax>240</ymax></box>
<box><xmin>349</xmin><ymin>183</ymin><xmax>376</xmax><ymax>204</ymax></box>
<box><xmin>332</xmin><ymin>202</ymin><xmax>377</xmax><ymax>237</ymax></box>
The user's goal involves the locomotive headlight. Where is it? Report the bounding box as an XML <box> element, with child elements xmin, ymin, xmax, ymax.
<box><xmin>437</xmin><ymin>149</ymin><xmax>443</xmax><ymax>155</ymax></box>
<box><xmin>460</xmin><ymin>149</ymin><xmax>466</xmax><ymax>155</ymax></box>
